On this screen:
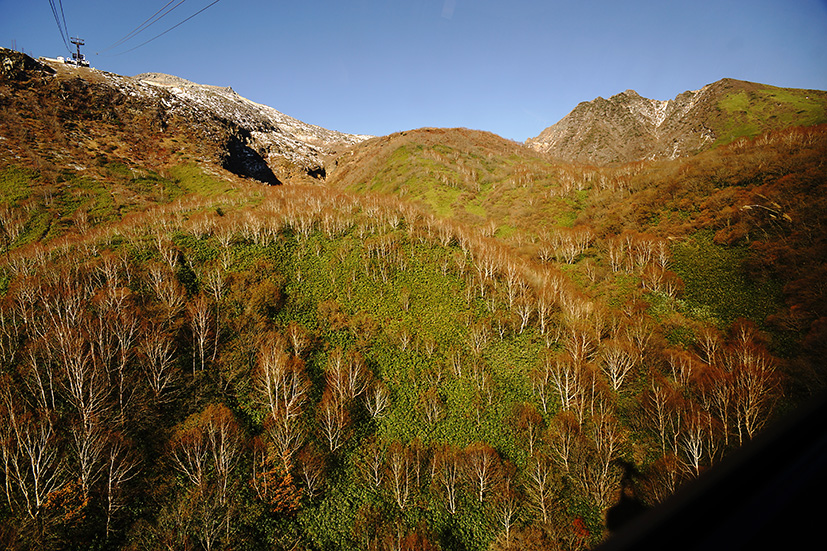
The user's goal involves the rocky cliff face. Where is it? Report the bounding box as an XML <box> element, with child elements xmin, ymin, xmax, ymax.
<box><xmin>526</xmin><ymin>79</ymin><xmax>827</xmax><ymax>165</ymax></box>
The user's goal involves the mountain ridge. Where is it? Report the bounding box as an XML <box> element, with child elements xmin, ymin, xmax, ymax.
<box><xmin>526</xmin><ymin>78</ymin><xmax>827</xmax><ymax>165</ymax></box>
<box><xmin>6</xmin><ymin>48</ymin><xmax>826</xmax><ymax>176</ymax></box>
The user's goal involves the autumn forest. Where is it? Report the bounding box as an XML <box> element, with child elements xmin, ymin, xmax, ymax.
<box><xmin>1</xmin><ymin>49</ymin><xmax>826</xmax><ymax>550</ymax></box>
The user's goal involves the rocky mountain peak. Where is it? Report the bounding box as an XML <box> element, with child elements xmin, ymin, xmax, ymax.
<box><xmin>525</xmin><ymin>79</ymin><xmax>826</xmax><ymax>165</ymax></box>
<box><xmin>525</xmin><ymin>83</ymin><xmax>720</xmax><ymax>165</ymax></box>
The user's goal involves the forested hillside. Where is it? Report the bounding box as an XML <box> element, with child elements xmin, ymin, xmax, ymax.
<box><xmin>1</xmin><ymin>49</ymin><xmax>826</xmax><ymax>551</ymax></box>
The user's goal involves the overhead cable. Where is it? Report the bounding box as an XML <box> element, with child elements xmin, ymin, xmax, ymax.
<box><xmin>47</xmin><ymin>0</ymin><xmax>71</xmax><ymax>52</ymax></box>
<box><xmin>108</xmin><ymin>0</ymin><xmax>223</xmax><ymax>56</ymax></box>
<box><xmin>97</xmin><ymin>0</ymin><xmax>187</xmax><ymax>54</ymax></box>
<box><xmin>58</xmin><ymin>0</ymin><xmax>70</xmax><ymax>42</ymax></box>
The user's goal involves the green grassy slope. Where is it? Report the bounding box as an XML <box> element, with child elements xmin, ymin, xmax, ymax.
<box><xmin>328</xmin><ymin>128</ymin><xmax>594</xmax><ymax>237</ymax></box>
<box><xmin>711</xmin><ymin>79</ymin><xmax>827</xmax><ymax>146</ymax></box>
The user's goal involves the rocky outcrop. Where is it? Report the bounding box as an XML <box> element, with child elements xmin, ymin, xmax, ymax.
<box><xmin>1</xmin><ymin>48</ymin><xmax>55</xmax><ymax>80</ymax></box>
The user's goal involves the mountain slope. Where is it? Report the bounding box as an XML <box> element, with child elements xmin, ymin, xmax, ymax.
<box><xmin>326</xmin><ymin>127</ymin><xmax>575</xmax><ymax>232</ymax></box>
<box><xmin>135</xmin><ymin>72</ymin><xmax>370</xmax><ymax>180</ymax></box>
<box><xmin>327</xmin><ymin>119</ymin><xmax>827</xmax><ymax>397</ymax></box>
<box><xmin>0</xmin><ymin>48</ymin><xmax>369</xmax><ymax>185</ymax></box>
<box><xmin>526</xmin><ymin>78</ymin><xmax>827</xmax><ymax>164</ymax></box>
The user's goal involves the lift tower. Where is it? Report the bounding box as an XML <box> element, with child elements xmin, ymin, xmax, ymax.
<box><xmin>69</xmin><ymin>37</ymin><xmax>89</xmax><ymax>67</ymax></box>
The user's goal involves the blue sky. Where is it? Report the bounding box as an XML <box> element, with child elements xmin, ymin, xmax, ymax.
<box><xmin>2</xmin><ymin>1</ymin><xmax>826</xmax><ymax>140</ymax></box>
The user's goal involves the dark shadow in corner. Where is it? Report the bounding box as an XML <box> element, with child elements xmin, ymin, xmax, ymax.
<box><xmin>596</xmin><ymin>391</ymin><xmax>827</xmax><ymax>551</ymax></box>
<box><xmin>605</xmin><ymin>459</ymin><xmax>650</xmax><ymax>534</ymax></box>
<box><xmin>222</xmin><ymin>135</ymin><xmax>280</xmax><ymax>185</ymax></box>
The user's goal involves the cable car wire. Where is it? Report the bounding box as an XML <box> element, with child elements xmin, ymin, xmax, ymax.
<box><xmin>57</xmin><ymin>0</ymin><xmax>70</xmax><ymax>43</ymax></box>
<box><xmin>107</xmin><ymin>0</ymin><xmax>223</xmax><ymax>56</ymax></box>
<box><xmin>47</xmin><ymin>0</ymin><xmax>71</xmax><ymax>52</ymax></box>
<box><xmin>98</xmin><ymin>0</ymin><xmax>187</xmax><ymax>54</ymax></box>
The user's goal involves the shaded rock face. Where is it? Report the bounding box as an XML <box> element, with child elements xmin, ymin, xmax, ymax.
<box><xmin>223</xmin><ymin>134</ymin><xmax>280</xmax><ymax>185</ymax></box>
<box><xmin>526</xmin><ymin>86</ymin><xmax>715</xmax><ymax>165</ymax></box>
